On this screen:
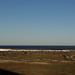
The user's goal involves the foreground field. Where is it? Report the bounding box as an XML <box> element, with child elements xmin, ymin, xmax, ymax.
<box><xmin>0</xmin><ymin>50</ymin><xmax>75</xmax><ymax>75</ymax></box>
<box><xmin>0</xmin><ymin>62</ymin><xmax>75</xmax><ymax>75</ymax></box>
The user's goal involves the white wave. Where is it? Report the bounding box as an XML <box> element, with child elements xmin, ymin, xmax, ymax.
<box><xmin>0</xmin><ymin>49</ymin><xmax>70</xmax><ymax>52</ymax></box>
<box><xmin>0</xmin><ymin>49</ymin><xmax>11</xmax><ymax>51</ymax></box>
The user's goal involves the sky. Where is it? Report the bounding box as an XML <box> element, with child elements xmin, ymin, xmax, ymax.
<box><xmin>0</xmin><ymin>0</ymin><xmax>75</xmax><ymax>45</ymax></box>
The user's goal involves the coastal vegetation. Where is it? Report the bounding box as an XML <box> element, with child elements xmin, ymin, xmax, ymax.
<box><xmin>0</xmin><ymin>62</ymin><xmax>75</xmax><ymax>75</ymax></box>
<box><xmin>0</xmin><ymin>50</ymin><xmax>75</xmax><ymax>75</ymax></box>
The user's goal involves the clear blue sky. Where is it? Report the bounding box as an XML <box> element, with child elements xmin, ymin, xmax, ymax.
<box><xmin>0</xmin><ymin>0</ymin><xmax>75</xmax><ymax>45</ymax></box>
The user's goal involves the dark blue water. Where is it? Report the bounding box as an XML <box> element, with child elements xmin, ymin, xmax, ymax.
<box><xmin>0</xmin><ymin>46</ymin><xmax>75</xmax><ymax>50</ymax></box>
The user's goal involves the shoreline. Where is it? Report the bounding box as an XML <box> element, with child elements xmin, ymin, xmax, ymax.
<box><xmin>0</xmin><ymin>49</ymin><xmax>71</xmax><ymax>52</ymax></box>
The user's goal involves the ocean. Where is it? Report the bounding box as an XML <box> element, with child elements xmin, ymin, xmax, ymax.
<box><xmin>0</xmin><ymin>46</ymin><xmax>75</xmax><ymax>50</ymax></box>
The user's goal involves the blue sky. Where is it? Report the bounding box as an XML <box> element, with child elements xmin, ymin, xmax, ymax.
<box><xmin>0</xmin><ymin>0</ymin><xmax>75</xmax><ymax>45</ymax></box>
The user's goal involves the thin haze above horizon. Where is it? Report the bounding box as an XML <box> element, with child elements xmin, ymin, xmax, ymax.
<box><xmin>0</xmin><ymin>0</ymin><xmax>75</xmax><ymax>45</ymax></box>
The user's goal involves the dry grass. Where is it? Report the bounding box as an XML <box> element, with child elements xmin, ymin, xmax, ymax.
<box><xmin>0</xmin><ymin>62</ymin><xmax>75</xmax><ymax>75</ymax></box>
<box><xmin>0</xmin><ymin>51</ymin><xmax>75</xmax><ymax>75</ymax></box>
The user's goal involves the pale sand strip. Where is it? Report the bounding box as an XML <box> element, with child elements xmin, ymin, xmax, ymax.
<box><xmin>0</xmin><ymin>60</ymin><xmax>75</xmax><ymax>64</ymax></box>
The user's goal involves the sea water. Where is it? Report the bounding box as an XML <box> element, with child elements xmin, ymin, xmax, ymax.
<box><xmin>0</xmin><ymin>46</ymin><xmax>75</xmax><ymax>50</ymax></box>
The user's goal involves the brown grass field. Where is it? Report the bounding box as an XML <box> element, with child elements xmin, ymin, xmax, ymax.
<box><xmin>0</xmin><ymin>51</ymin><xmax>75</xmax><ymax>75</ymax></box>
<box><xmin>0</xmin><ymin>62</ymin><xmax>75</xmax><ymax>75</ymax></box>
